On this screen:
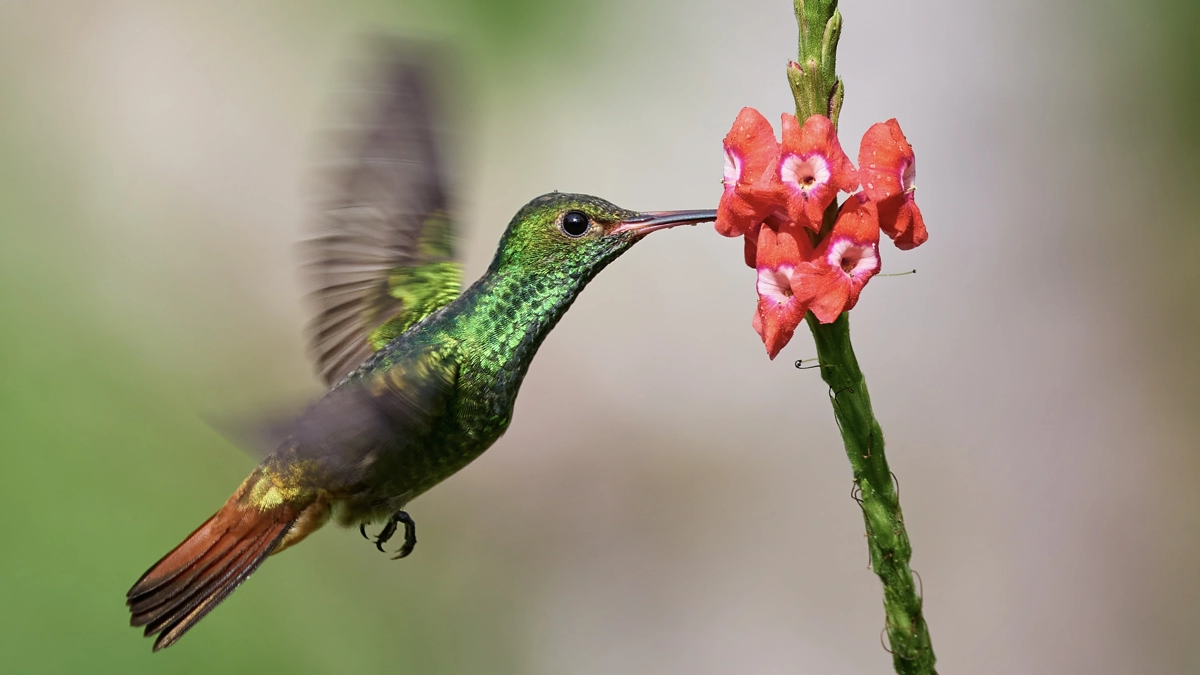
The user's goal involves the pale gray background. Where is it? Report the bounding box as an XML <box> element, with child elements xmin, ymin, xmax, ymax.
<box><xmin>1</xmin><ymin>1</ymin><xmax>1197</xmax><ymax>673</ymax></box>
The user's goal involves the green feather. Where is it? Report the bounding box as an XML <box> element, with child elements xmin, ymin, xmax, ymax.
<box><xmin>367</xmin><ymin>260</ymin><xmax>463</xmax><ymax>351</ymax></box>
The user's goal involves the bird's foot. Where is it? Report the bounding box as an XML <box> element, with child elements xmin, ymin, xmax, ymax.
<box><xmin>360</xmin><ymin>510</ymin><xmax>417</xmax><ymax>560</ymax></box>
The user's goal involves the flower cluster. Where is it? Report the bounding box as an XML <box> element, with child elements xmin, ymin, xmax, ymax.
<box><xmin>717</xmin><ymin>108</ymin><xmax>927</xmax><ymax>359</ymax></box>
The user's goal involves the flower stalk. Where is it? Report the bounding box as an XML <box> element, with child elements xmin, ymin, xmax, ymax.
<box><xmin>792</xmin><ymin>2</ymin><xmax>937</xmax><ymax>672</ymax></box>
<box><xmin>805</xmin><ymin>313</ymin><xmax>936</xmax><ymax>673</ymax></box>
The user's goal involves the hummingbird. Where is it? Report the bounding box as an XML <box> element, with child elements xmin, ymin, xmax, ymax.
<box><xmin>125</xmin><ymin>44</ymin><xmax>715</xmax><ymax>650</ymax></box>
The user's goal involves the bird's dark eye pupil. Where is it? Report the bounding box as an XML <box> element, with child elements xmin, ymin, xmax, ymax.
<box><xmin>562</xmin><ymin>211</ymin><xmax>590</xmax><ymax>237</ymax></box>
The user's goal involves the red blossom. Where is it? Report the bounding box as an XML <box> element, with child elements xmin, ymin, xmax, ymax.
<box><xmin>714</xmin><ymin>109</ymin><xmax>926</xmax><ymax>354</ymax></box>
<box><xmin>742</xmin><ymin>210</ymin><xmax>792</xmax><ymax>269</ymax></box>
<box><xmin>716</xmin><ymin>107</ymin><xmax>780</xmax><ymax>238</ymax></box>
<box><xmin>753</xmin><ymin>222</ymin><xmax>810</xmax><ymax>359</ymax></box>
<box><xmin>792</xmin><ymin>195</ymin><xmax>882</xmax><ymax>324</ymax></box>
<box><xmin>858</xmin><ymin>119</ymin><xmax>927</xmax><ymax>250</ymax></box>
<box><xmin>773</xmin><ymin>113</ymin><xmax>859</xmax><ymax>231</ymax></box>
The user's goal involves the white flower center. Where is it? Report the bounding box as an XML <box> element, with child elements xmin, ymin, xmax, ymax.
<box><xmin>723</xmin><ymin>149</ymin><xmax>741</xmax><ymax>189</ymax></box>
<box><xmin>901</xmin><ymin>159</ymin><xmax>916</xmax><ymax>193</ymax></box>
<box><xmin>757</xmin><ymin>265</ymin><xmax>795</xmax><ymax>304</ymax></box>
<box><xmin>780</xmin><ymin>153</ymin><xmax>830</xmax><ymax>195</ymax></box>
<box><xmin>826</xmin><ymin>237</ymin><xmax>879</xmax><ymax>278</ymax></box>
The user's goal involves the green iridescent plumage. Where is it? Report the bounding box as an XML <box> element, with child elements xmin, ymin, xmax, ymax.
<box><xmin>268</xmin><ymin>192</ymin><xmax>651</xmax><ymax>521</ymax></box>
<box><xmin>367</xmin><ymin>260</ymin><xmax>463</xmax><ymax>350</ymax></box>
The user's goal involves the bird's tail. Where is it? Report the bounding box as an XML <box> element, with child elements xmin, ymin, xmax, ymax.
<box><xmin>126</xmin><ymin>470</ymin><xmax>318</xmax><ymax>651</ymax></box>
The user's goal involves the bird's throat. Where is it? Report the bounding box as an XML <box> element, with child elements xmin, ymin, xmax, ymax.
<box><xmin>458</xmin><ymin>269</ymin><xmax>585</xmax><ymax>369</ymax></box>
<box><xmin>452</xmin><ymin>268</ymin><xmax>589</xmax><ymax>378</ymax></box>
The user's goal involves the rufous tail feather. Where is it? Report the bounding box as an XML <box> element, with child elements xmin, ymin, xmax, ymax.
<box><xmin>126</xmin><ymin>472</ymin><xmax>316</xmax><ymax>651</ymax></box>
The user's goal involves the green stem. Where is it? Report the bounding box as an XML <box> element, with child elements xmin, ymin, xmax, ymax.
<box><xmin>789</xmin><ymin>0</ymin><xmax>844</xmax><ymax>126</ymax></box>
<box><xmin>790</xmin><ymin>2</ymin><xmax>937</xmax><ymax>672</ymax></box>
<box><xmin>806</xmin><ymin>314</ymin><xmax>936</xmax><ymax>673</ymax></box>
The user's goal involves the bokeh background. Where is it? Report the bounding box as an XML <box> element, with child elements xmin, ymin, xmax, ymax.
<box><xmin>2</xmin><ymin>0</ymin><xmax>1198</xmax><ymax>673</ymax></box>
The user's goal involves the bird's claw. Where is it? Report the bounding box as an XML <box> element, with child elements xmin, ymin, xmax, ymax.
<box><xmin>360</xmin><ymin>510</ymin><xmax>417</xmax><ymax>559</ymax></box>
<box><xmin>391</xmin><ymin>511</ymin><xmax>416</xmax><ymax>560</ymax></box>
<box><xmin>373</xmin><ymin>518</ymin><xmax>398</xmax><ymax>552</ymax></box>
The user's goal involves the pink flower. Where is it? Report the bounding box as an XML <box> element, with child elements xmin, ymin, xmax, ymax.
<box><xmin>742</xmin><ymin>210</ymin><xmax>791</xmax><ymax>269</ymax></box>
<box><xmin>753</xmin><ymin>222</ymin><xmax>810</xmax><ymax>359</ymax></box>
<box><xmin>858</xmin><ymin>119</ymin><xmax>927</xmax><ymax>250</ymax></box>
<box><xmin>792</xmin><ymin>195</ymin><xmax>882</xmax><ymax>324</ymax></box>
<box><xmin>712</xmin><ymin>109</ymin><xmax>928</xmax><ymax>354</ymax></box>
<box><xmin>716</xmin><ymin>108</ymin><xmax>780</xmax><ymax>239</ymax></box>
<box><xmin>773</xmin><ymin>114</ymin><xmax>859</xmax><ymax>231</ymax></box>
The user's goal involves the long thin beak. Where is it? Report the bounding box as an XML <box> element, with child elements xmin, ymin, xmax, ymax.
<box><xmin>610</xmin><ymin>209</ymin><xmax>718</xmax><ymax>237</ymax></box>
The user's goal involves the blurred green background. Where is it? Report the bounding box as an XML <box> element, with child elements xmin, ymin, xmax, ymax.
<box><xmin>1</xmin><ymin>0</ymin><xmax>1198</xmax><ymax>673</ymax></box>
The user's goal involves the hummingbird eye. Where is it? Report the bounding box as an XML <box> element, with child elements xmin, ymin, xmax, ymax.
<box><xmin>561</xmin><ymin>210</ymin><xmax>591</xmax><ymax>238</ymax></box>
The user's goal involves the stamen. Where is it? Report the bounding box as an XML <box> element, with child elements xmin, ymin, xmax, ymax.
<box><xmin>826</xmin><ymin>237</ymin><xmax>880</xmax><ymax>278</ymax></box>
<box><xmin>723</xmin><ymin>149</ymin><xmax>741</xmax><ymax>188</ymax></box>
<box><xmin>757</xmin><ymin>266</ymin><xmax>795</xmax><ymax>303</ymax></box>
<box><xmin>781</xmin><ymin>153</ymin><xmax>831</xmax><ymax>195</ymax></box>
<box><xmin>901</xmin><ymin>160</ymin><xmax>916</xmax><ymax>192</ymax></box>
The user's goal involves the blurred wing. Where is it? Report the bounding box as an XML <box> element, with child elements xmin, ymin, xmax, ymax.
<box><xmin>290</xmin><ymin>341</ymin><xmax>461</xmax><ymax>467</ymax></box>
<box><xmin>303</xmin><ymin>41</ymin><xmax>463</xmax><ymax>386</ymax></box>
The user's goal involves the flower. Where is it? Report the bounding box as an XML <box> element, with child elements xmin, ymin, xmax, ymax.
<box><xmin>713</xmin><ymin>109</ymin><xmax>925</xmax><ymax>354</ymax></box>
<box><xmin>792</xmin><ymin>195</ymin><xmax>882</xmax><ymax>324</ymax></box>
<box><xmin>741</xmin><ymin>210</ymin><xmax>791</xmax><ymax>269</ymax></box>
<box><xmin>858</xmin><ymin>119</ymin><xmax>927</xmax><ymax>250</ymax></box>
<box><xmin>753</xmin><ymin>222</ymin><xmax>810</xmax><ymax>359</ymax></box>
<box><xmin>716</xmin><ymin>108</ymin><xmax>780</xmax><ymax>239</ymax></box>
<box><xmin>773</xmin><ymin>113</ymin><xmax>858</xmax><ymax>231</ymax></box>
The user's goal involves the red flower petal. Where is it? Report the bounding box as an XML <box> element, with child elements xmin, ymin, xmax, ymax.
<box><xmin>793</xmin><ymin>263</ymin><xmax>849</xmax><ymax>324</ymax></box>
<box><xmin>878</xmin><ymin>197</ymin><xmax>928</xmax><ymax>250</ymax></box>
<box><xmin>727</xmin><ymin>108</ymin><xmax>778</xmax><ymax>179</ymax></box>
<box><xmin>742</xmin><ymin>219</ymin><xmax>762</xmax><ymax>268</ymax></box>
<box><xmin>744</xmin><ymin>230</ymin><xmax>758</xmax><ymax>268</ymax></box>
<box><xmin>774</xmin><ymin>114</ymin><xmax>859</xmax><ymax>231</ymax></box>
<box><xmin>716</xmin><ymin>108</ymin><xmax>781</xmax><ymax>238</ymax></box>
<box><xmin>791</xmin><ymin>197</ymin><xmax>881</xmax><ymax>323</ymax></box>
<box><xmin>831</xmin><ymin>193</ymin><xmax>881</xmax><ymax>243</ymax></box>
<box><xmin>858</xmin><ymin>120</ymin><xmax>912</xmax><ymax>201</ymax></box>
<box><xmin>742</xmin><ymin>210</ymin><xmax>796</xmax><ymax>268</ymax></box>
<box><xmin>859</xmin><ymin>119</ymin><xmax>927</xmax><ymax>249</ymax></box>
<box><xmin>753</xmin><ymin>224</ymin><xmax>809</xmax><ymax>359</ymax></box>
<box><xmin>756</xmin><ymin>219</ymin><xmax>806</xmax><ymax>268</ymax></box>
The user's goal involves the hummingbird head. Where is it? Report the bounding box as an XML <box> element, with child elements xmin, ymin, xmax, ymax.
<box><xmin>489</xmin><ymin>192</ymin><xmax>716</xmax><ymax>281</ymax></box>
